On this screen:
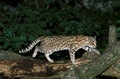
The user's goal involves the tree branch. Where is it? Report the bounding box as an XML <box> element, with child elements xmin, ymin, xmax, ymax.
<box><xmin>109</xmin><ymin>25</ymin><xmax>117</xmax><ymax>46</ymax></box>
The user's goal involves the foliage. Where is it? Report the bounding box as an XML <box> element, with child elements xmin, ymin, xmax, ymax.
<box><xmin>117</xmin><ymin>20</ymin><xmax>120</xmax><ymax>41</ymax></box>
<box><xmin>0</xmin><ymin>0</ymin><xmax>120</xmax><ymax>52</ymax></box>
<box><xmin>117</xmin><ymin>20</ymin><xmax>120</xmax><ymax>32</ymax></box>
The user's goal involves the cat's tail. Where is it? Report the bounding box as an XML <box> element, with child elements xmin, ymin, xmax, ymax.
<box><xmin>19</xmin><ymin>37</ymin><xmax>41</xmax><ymax>53</ymax></box>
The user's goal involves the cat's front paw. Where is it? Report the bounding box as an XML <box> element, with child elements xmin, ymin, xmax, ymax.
<box><xmin>49</xmin><ymin>59</ymin><xmax>54</xmax><ymax>63</ymax></box>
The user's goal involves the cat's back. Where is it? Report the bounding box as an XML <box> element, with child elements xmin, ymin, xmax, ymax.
<box><xmin>39</xmin><ymin>35</ymin><xmax>88</xmax><ymax>46</ymax></box>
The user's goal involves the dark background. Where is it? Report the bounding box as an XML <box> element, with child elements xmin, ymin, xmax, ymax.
<box><xmin>0</xmin><ymin>0</ymin><xmax>120</xmax><ymax>59</ymax></box>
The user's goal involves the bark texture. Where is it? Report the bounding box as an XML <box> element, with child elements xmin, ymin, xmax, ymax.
<box><xmin>0</xmin><ymin>51</ymin><xmax>92</xmax><ymax>79</ymax></box>
<box><xmin>109</xmin><ymin>25</ymin><xmax>117</xmax><ymax>46</ymax></box>
<box><xmin>0</xmin><ymin>48</ymin><xmax>120</xmax><ymax>79</ymax></box>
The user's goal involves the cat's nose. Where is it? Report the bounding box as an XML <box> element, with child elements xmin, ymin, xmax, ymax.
<box><xmin>94</xmin><ymin>44</ymin><xmax>96</xmax><ymax>48</ymax></box>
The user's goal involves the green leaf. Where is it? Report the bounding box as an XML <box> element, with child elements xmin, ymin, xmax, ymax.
<box><xmin>117</xmin><ymin>27</ymin><xmax>120</xmax><ymax>32</ymax></box>
<box><xmin>3</xmin><ymin>28</ymin><xmax>13</xmax><ymax>38</ymax></box>
<box><xmin>11</xmin><ymin>36</ymin><xmax>26</xmax><ymax>42</ymax></box>
<box><xmin>117</xmin><ymin>20</ymin><xmax>120</xmax><ymax>23</ymax></box>
<box><xmin>19</xmin><ymin>36</ymin><xmax>27</xmax><ymax>41</ymax></box>
<box><xmin>11</xmin><ymin>43</ymin><xmax>21</xmax><ymax>50</ymax></box>
<box><xmin>3</xmin><ymin>42</ymin><xmax>10</xmax><ymax>49</ymax></box>
<box><xmin>44</xmin><ymin>0</ymin><xmax>55</xmax><ymax>5</ymax></box>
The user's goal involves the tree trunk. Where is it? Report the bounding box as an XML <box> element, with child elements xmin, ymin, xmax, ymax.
<box><xmin>108</xmin><ymin>25</ymin><xmax>117</xmax><ymax>47</ymax></box>
<box><xmin>0</xmin><ymin>50</ymin><xmax>94</xmax><ymax>79</ymax></box>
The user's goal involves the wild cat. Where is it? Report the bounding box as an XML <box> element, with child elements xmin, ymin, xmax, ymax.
<box><xmin>19</xmin><ymin>35</ymin><xmax>100</xmax><ymax>64</ymax></box>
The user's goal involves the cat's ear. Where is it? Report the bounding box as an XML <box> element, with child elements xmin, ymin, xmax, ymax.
<box><xmin>94</xmin><ymin>36</ymin><xmax>96</xmax><ymax>39</ymax></box>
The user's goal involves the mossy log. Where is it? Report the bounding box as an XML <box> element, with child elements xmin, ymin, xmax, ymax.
<box><xmin>0</xmin><ymin>47</ymin><xmax>120</xmax><ymax>79</ymax></box>
<box><xmin>0</xmin><ymin>50</ymin><xmax>96</xmax><ymax>79</ymax></box>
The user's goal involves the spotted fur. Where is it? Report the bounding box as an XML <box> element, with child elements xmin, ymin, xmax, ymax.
<box><xmin>19</xmin><ymin>35</ymin><xmax>100</xmax><ymax>64</ymax></box>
